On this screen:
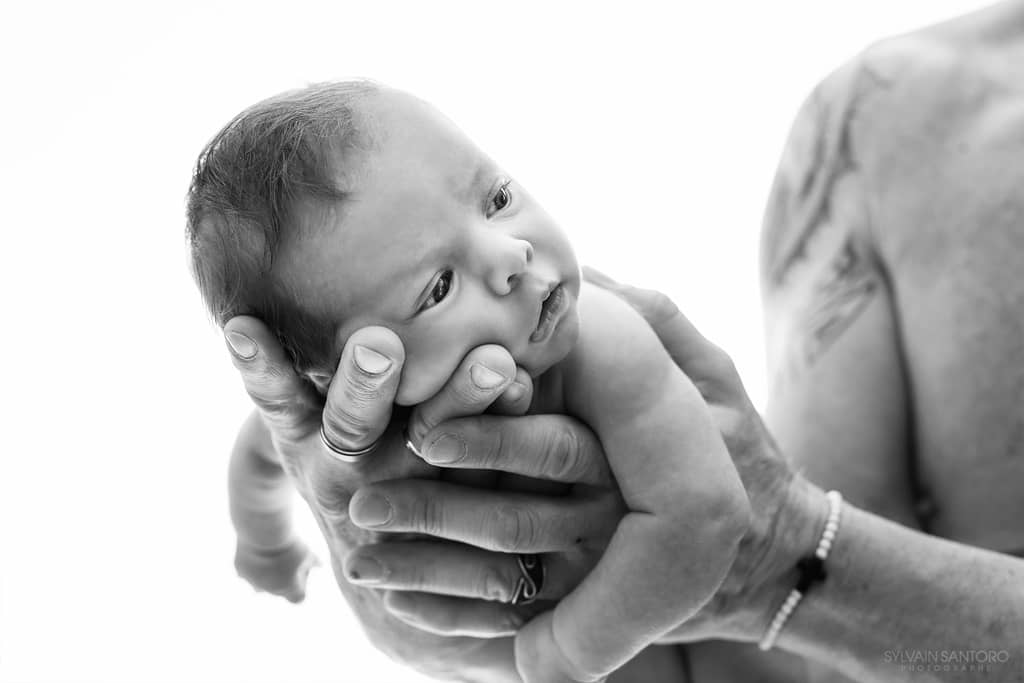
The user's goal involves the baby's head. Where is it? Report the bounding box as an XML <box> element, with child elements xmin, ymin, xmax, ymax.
<box><xmin>188</xmin><ymin>81</ymin><xmax>580</xmax><ymax>405</ymax></box>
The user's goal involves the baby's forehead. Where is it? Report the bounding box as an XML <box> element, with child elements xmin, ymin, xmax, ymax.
<box><xmin>358</xmin><ymin>89</ymin><xmax>491</xmax><ymax>177</ymax></box>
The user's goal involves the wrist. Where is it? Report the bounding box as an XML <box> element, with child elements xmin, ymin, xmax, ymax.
<box><xmin>713</xmin><ymin>474</ymin><xmax>829</xmax><ymax>642</ymax></box>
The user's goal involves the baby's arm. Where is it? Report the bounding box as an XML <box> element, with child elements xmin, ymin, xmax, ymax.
<box><xmin>229</xmin><ymin>411</ymin><xmax>315</xmax><ymax>602</ymax></box>
<box><xmin>516</xmin><ymin>283</ymin><xmax>749</xmax><ymax>682</ymax></box>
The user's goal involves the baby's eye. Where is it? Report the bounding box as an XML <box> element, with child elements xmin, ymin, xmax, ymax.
<box><xmin>420</xmin><ymin>270</ymin><xmax>454</xmax><ymax>312</ymax></box>
<box><xmin>488</xmin><ymin>181</ymin><xmax>512</xmax><ymax>217</ymax></box>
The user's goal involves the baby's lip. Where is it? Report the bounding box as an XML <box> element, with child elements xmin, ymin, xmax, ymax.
<box><xmin>530</xmin><ymin>281</ymin><xmax>566</xmax><ymax>342</ymax></box>
<box><xmin>532</xmin><ymin>281</ymin><xmax>556</xmax><ymax>321</ymax></box>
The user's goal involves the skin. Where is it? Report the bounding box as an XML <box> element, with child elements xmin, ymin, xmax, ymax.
<box><xmin>224</xmin><ymin>5</ymin><xmax>1024</xmax><ymax>680</ymax></box>
<box><xmin>224</xmin><ymin>312</ymin><xmax>695</xmax><ymax>682</ymax></box>
<box><xmin>237</xmin><ymin>87</ymin><xmax>748</xmax><ymax>681</ymax></box>
<box><xmin>280</xmin><ymin>88</ymin><xmax>581</xmax><ymax>405</ymax></box>
<box><xmin>222</xmin><ymin>271</ymin><xmax>796</xmax><ymax>683</ymax></box>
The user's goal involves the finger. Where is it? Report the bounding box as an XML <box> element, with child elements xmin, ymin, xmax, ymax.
<box><xmin>406</xmin><ymin>345</ymin><xmax>516</xmax><ymax>448</ymax></box>
<box><xmin>349</xmin><ymin>480</ymin><xmax>615</xmax><ymax>552</ymax></box>
<box><xmin>345</xmin><ymin>541</ymin><xmax>574</xmax><ymax>602</ymax></box>
<box><xmin>345</xmin><ymin>541</ymin><xmax>519</xmax><ymax>601</ymax></box>
<box><xmin>419</xmin><ymin>414</ymin><xmax>611</xmax><ymax>487</ymax></box>
<box><xmin>489</xmin><ymin>366</ymin><xmax>534</xmax><ymax>417</ymax></box>
<box><xmin>383</xmin><ymin>591</ymin><xmax>531</xmax><ymax>638</ymax></box>
<box><xmin>582</xmin><ymin>266</ymin><xmax>743</xmax><ymax>401</ymax></box>
<box><xmin>321</xmin><ymin>326</ymin><xmax>406</xmax><ymax>458</ymax></box>
<box><xmin>224</xmin><ymin>315</ymin><xmax>322</xmax><ymax>442</ymax></box>
<box><xmin>423</xmin><ymin>351</ymin><xmax>526</xmax><ymax>492</ymax></box>
<box><xmin>283</xmin><ymin>552</ymin><xmax>320</xmax><ymax>604</ymax></box>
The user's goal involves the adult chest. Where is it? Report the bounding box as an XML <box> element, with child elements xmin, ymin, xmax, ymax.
<box><xmin>874</xmin><ymin>80</ymin><xmax>1024</xmax><ymax>552</ymax></box>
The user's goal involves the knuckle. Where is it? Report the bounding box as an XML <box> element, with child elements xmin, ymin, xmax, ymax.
<box><xmin>544</xmin><ymin>427</ymin><xmax>584</xmax><ymax>481</ymax></box>
<box><xmin>324</xmin><ymin>403</ymin><xmax>375</xmax><ymax>445</ymax></box>
<box><xmin>340</xmin><ymin>373</ymin><xmax>385</xmax><ymax>414</ymax></box>
<box><xmin>489</xmin><ymin>505</ymin><xmax>539</xmax><ymax>552</ymax></box>
<box><xmin>480</xmin><ymin>426</ymin><xmax>507</xmax><ymax>469</ymax></box>
<box><xmin>639</xmin><ymin>289</ymin><xmax>679</xmax><ymax>324</ymax></box>
<box><xmin>248</xmin><ymin>389</ymin><xmax>295</xmax><ymax>422</ymax></box>
<box><xmin>450</xmin><ymin>377</ymin><xmax>493</xmax><ymax>409</ymax></box>
<box><xmin>707</xmin><ymin>346</ymin><xmax>740</xmax><ymax>382</ymax></box>
<box><xmin>310</xmin><ymin>476</ymin><xmax>351</xmax><ymax>522</ymax></box>
<box><xmin>410</xmin><ymin>495</ymin><xmax>445</xmax><ymax>536</ymax></box>
<box><xmin>719</xmin><ymin>351</ymin><xmax>740</xmax><ymax>379</ymax></box>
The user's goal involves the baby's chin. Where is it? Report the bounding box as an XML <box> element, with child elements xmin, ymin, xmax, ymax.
<box><xmin>393</xmin><ymin>310</ymin><xmax>581</xmax><ymax>407</ymax></box>
<box><xmin>518</xmin><ymin>309</ymin><xmax>581</xmax><ymax>379</ymax></box>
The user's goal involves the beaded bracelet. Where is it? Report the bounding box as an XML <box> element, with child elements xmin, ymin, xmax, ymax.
<box><xmin>758</xmin><ymin>489</ymin><xmax>844</xmax><ymax>651</ymax></box>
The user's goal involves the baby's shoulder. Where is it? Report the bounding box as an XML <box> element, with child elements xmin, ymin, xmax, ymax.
<box><xmin>559</xmin><ymin>282</ymin><xmax>674</xmax><ymax>405</ymax></box>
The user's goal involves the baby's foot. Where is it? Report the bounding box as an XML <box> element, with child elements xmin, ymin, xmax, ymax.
<box><xmin>234</xmin><ymin>539</ymin><xmax>318</xmax><ymax>603</ymax></box>
<box><xmin>515</xmin><ymin>611</ymin><xmax>608</xmax><ymax>683</ymax></box>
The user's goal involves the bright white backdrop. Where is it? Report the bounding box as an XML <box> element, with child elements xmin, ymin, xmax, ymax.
<box><xmin>0</xmin><ymin>1</ymin><xmax>989</xmax><ymax>681</ymax></box>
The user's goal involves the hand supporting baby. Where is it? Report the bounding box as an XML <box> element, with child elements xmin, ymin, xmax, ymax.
<box><xmin>222</xmin><ymin>271</ymin><xmax>813</xmax><ymax>682</ymax></box>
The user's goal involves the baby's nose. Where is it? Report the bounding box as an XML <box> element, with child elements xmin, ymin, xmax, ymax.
<box><xmin>489</xmin><ymin>238</ymin><xmax>533</xmax><ymax>295</ymax></box>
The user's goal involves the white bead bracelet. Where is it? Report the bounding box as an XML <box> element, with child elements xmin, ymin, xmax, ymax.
<box><xmin>758</xmin><ymin>489</ymin><xmax>843</xmax><ymax>651</ymax></box>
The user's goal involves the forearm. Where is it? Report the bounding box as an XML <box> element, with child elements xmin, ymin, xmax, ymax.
<box><xmin>609</xmin><ymin>646</ymin><xmax>690</xmax><ymax>682</ymax></box>
<box><xmin>229</xmin><ymin>412</ymin><xmax>296</xmax><ymax>550</ymax></box>
<box><xmin>769</xmin><ymin>480</ymin><xmax>1024</xmax><ymax>682</ymax></box>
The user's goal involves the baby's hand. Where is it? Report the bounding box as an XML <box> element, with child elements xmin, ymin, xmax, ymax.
<box><xmin>234</xmin><ymin>539</ymin><xmax>318</xmax><ymax>603</ymax></box>
<box><xmin>515</xmin><ymin>612</ymin><xmax>607</xmax><ymax>683</ymax></box>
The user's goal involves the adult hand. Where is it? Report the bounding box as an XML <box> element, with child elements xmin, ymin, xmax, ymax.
<box><xmin>346</xmin><ymin>410</ymin><xmax>624</xmax><ymax>639</ymax></box>
<box><xmin>359</xmin><ymin>268</ymin><xmax>812</xmax><ymax>646</ymax></box>
<box><xmin>581</xmin><ymin>267</ymin><xmax>814</xmax><ymax>643</ymax></box>
<box><xmin>223</xmin><ymin>315</ymin><xmax>534</xmax><ymax>682</ymax></box>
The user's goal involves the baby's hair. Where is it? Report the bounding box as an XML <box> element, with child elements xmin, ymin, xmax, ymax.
<box><xmin>186</xmin><ymin>80</ymin><xmax>378</xmax><ymax>376</ymax></box>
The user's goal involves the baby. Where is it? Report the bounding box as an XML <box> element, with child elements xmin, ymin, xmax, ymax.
<box><xmin>187</xmin><ymin>81</ymin><xmax>749</xmax><ymax>682</ymax></box>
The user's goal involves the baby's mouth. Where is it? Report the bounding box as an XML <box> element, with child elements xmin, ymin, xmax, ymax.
<box><xmin>530</xmin><ymin>283</ymin><xmax>567</xmax><ymax>343</ymax></box>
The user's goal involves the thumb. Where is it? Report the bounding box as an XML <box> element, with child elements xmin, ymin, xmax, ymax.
<box><xmin>224</xmin><ymin>315</ymin><xmax>322</xmax><ymax>443</ymax></box>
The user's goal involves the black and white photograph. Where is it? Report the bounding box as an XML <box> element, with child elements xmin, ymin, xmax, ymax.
<box><xmin>3</xmin><ymin>1</ymin><xmax>1023</xmax><ymax>681</ymax></box>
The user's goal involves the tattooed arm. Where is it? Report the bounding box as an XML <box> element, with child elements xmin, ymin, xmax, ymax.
<box><xmin>758</xmin><ymin>55</ymin><xmax>921</xmax><ymax>530</ymax></box>
<box><xmin>672</xmin><ymin>52</ymin><xmax>922</xmax><ymax>683</ymax></box>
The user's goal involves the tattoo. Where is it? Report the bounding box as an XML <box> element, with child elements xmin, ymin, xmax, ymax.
<box><xmin>762</xmin><ymin>89</ymin><xmax>851</xmax><ymax>288</ymax></box>
<box><xmin>799</xmin><ymin>238</ymin><xmax>879</xmax><ymax>364</ymax></box>
<box><xmin>762</xmin><ymin>61</ymin><xmax>889</xmax><ymax>289</ymax></box>
<box><xmin>770</xmin><ymin>237</ymin><xmax>881</xmax><ymax>391</ymax></box>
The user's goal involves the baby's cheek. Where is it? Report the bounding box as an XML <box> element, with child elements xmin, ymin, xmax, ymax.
<box><xmin>393</xmin><ymin>345</ymin><xmax>465</xmax><ymax>406</ymax></box>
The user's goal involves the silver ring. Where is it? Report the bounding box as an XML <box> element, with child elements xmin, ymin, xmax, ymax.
<box><xmin>403</xmin><ymin>427</ymin><xmax>422</xmax><ymax>458</ymax></box>
<box><xmin>510</xmin><ymin>554</ymin><xmax>545</xmax><ymax>605</ymax></box>
<box><xmin>319</xmin><ymin>424</ymin><xmax>380</xmax><ymax>463</ymax></box>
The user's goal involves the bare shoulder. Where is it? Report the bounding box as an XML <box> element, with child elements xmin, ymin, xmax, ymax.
<box><xmin>855</xmin><ymin>7</ymin><xmax>1024</xmax><ymax>258</ymax></box>
<box><xmin>761</xmin><ymin>7</ymin><xmax>1024</xmax><ymax>292</ymax></box>
<box><xmin>760</xmin><ymin>3</ymin><xmax>1024</xmax><ymax>548</ymax></box>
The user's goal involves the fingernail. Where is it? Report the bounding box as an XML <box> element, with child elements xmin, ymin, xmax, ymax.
<box><xmin>352</xmin><ymin>493</ymin><xmax>392</xmax><ymax>527</ymax></box>
<box><xmin>353</xmin><ymin>345</ymin><xmax>392</xmax><ymax>375</ymax></box>
<box><xmin>470</xmin><ymin>363</ymin><xmax>507</xmax><ymax>389</ymax></box>
<box><xmin>346</xmin><ymin>555</ymin><xmax>387</xmax><ymax>584</ymax></box>
<box><xmin>425</xmin><ymin>433</ymin><xmax>466</xmax><ymax>464</ymax></box>
<box><xmin>226</xmin><ymin>331</ymin><xmax>258</xmax><ymax>359</ymax></box>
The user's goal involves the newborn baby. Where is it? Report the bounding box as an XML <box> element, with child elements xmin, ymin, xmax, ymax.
<box><xmin>187</xmin><ymin>81</ymin><xmax>748</xmax><ymax>683</ymax></box>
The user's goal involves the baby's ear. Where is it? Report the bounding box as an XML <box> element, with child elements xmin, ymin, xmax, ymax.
<box><xmin>304</xmin><ymin>370</ymin><xmax>333</xmax><ymax>397</ymax></box>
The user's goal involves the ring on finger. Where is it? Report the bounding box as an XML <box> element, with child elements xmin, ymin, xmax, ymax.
<box><xmin>510</xmin><ymin>554</ymin><xmax>545</xmax><ymax>605</ymax></box>
<box><xmin>320</xmin><ymin>424</ymin><xmax>380</xmax><ymax>462</ymax></box>
<box><xmin>404</xmin><ymin>426</ymin><xmax>422</xmax><ymax>458</ymax></box>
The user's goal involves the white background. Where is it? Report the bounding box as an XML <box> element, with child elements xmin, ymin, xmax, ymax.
<box><xmin>0</xmin><ymin>1</ymin><xmax>989</xmax><ymax>681</ymax></box>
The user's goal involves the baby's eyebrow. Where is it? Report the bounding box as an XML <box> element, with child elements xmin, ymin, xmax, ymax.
<box><xmin>454</xmin><ymin>161</ymin><xmax>491</xmax><ymax>204</ymax></box>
